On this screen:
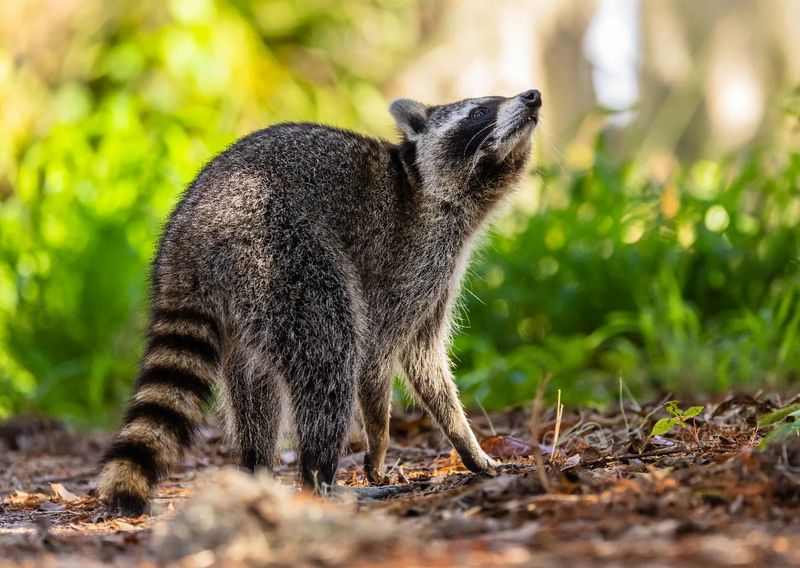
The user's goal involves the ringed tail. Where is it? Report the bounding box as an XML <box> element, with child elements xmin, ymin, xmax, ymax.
<box><xmin>97</xmin><ymin>306</ymin><xmax>221</xmax><ymax>515</ymax></box>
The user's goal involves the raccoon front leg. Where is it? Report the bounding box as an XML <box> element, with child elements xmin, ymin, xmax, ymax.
<box><xmin>401</xmin><ymin>341</ymin><xmax>498</xmax><ymax>474</ymax></box>
<box><xmin>357</xmin><ymin>356</ymin><xmax>394</xmax><ymax>483</ymax></box>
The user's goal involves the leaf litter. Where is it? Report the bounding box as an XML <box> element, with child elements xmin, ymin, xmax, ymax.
<box><xmin>1</xmin><ymin>393</ymin><xmax>799</xmax><ymax>567</ymax></box>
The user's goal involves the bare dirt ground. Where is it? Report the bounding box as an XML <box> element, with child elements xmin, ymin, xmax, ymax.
<box><xmin>1</xmin><ymin>394</ymin><xmax>799</xmax><ymax>567</ymax></box>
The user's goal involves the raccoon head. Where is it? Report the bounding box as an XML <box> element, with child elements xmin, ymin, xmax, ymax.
<box><xmin>390</xmin><ymin>90</ymin><xmax>541</xmax><ymax>204</ymax></box>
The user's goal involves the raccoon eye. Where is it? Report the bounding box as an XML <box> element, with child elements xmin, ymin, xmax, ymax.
<box><xmin>469</xmin><ymin>107</ymin><xmax>488</xmax><ymax>119</ymax></box>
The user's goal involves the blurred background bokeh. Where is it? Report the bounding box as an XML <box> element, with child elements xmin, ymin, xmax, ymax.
<box><xmin>1</xmin><ymin>0</ymin><xmax>798</xmax><ymax>425</ymax></box>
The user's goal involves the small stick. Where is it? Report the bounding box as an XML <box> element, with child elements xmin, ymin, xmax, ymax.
<box><xmin>529</xmin><ymin>373</ymin><xmax>553</xmax><ymax>492</ymax></box>
<box><xmin>385</xmin><ymin>457</ymin><xmax>402</xmax><ymax>476</ymax></box>
<box><xmin>475</xmin><ymin>396</ymin><xmax>496</xmax><ymax>437</ymax></box>
<box><xmin>550</xmin><ymin>389</ymin><xmax>563</xmax><ymax>462</ymax></box>
<box><xmin>582</xmin><ymin>446</ymin><xmax>684</xmax><ymax>468</ymax></box>
<box><xmin>619</xmin><ymin>376</ymin><xmax>630</xmax><ymax>433</ymax></box>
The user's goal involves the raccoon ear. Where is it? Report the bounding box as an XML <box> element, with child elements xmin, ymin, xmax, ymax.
<box><xmin>389</xmin><ymin>98</ymin><xmax>429</xmax><ymax>139</ymax></box>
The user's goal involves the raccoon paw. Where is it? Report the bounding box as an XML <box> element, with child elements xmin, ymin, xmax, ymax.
<box><xmin>461</xmin><ymin>451</ymin><xmax>500</xmax><ymax>475</ymax></box>
<box><xmin>103</xmin><ymin>491</ymin><xmax>149</xmax><ymax>518</ymax></box>
<box><xmin>367</xmin><ymin>472</ymin><xmax>391</xmax><ymax>485</ymax></box>
<box><xmin>363</xmin><ymin>454</ymin><xmax>390</xmax><ymax>485</ymax></box>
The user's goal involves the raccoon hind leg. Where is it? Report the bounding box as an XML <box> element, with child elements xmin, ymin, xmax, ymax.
<box><xmin>285</xmin><ymin>342</ymin><xmax>358</xmax><ymax>491</ymax></box>
<box><xmin>219</xmin><ymin>343</ymin><xmax>284</xmax><ymax>473</ymax></box>
<box><xmin>264</xmin><ymin>223</ymin><xmax>362</xmax><ymax>492</ymax></box>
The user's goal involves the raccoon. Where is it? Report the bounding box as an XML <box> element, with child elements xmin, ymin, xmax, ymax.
<box><xmin>98</xmin><ymin>89</ymin><xmax>542</xmax><ymax>515</ymax></box>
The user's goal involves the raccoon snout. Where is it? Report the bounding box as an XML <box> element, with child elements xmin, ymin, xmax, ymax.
<box><xmin>519</xmin><ymin>89</ymin><xmax>542</xmax><ymax>110</ymax></box>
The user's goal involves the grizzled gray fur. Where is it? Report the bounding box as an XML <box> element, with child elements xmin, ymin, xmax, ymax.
<box><xmin>98</xmin><ymin>89</ymin><xmax>542</xmax><ymax>515</ymax></box>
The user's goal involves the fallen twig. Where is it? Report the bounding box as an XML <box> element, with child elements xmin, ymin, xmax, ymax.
<box><xmin>529</xmin><ymin>373</ymin><xmax>553</xmax><ymax>492</ymax></box>
<box><xmin>581</xmin><ymin>446</ymin><xmax>690</xmax><ymax>468</ymax></box>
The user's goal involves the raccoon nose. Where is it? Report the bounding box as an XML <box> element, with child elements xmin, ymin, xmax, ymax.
<box><xmin>519</xmin><ymin>89</ymin><xmax>542</xmax><ymax>109</ymax></box>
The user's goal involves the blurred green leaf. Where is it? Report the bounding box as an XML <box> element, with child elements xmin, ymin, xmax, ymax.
<box><xmin>757</xmin><ymin>403</ymin><xmax>800</xmax><ymax>427</ymax></box>
<box><xmin>651</xmin><ymin>418</ymin><xmax>675</xmax><ymax>437</ymax></box>
<box><xmin>682</xmin><ymin>406</ymin><xmax>704</xmax><ymax>419</ymax></box>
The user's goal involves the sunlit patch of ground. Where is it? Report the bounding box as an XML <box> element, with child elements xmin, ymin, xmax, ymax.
<box><xmin>1</xmin><ymin>395</ymin><xmax>799</xmax><ymax>567</ymax></box>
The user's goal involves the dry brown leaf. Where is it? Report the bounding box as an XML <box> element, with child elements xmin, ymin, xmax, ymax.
<box><xmin>50</xmin><ymin>482</ymin><xmax>80</xmax><ymax>503</ymax></box>
<box><xmin>7</xmin><ymin>490</ymin><xmax>48</xmax><ymax>509</ymax></box>
<box><xmin>109</xmin><ymin>520</ymin><xmax>138</xmax><ymax>531</ymax></box>
<box><xmin>481</xmin><ymin>435</ymin><xmax>539</xmax><ymax>458</ymax></box>
<box><xmin>126</xmin><ymin>514</ymin><xmax>152</xmax><ymax>525</ymax></box>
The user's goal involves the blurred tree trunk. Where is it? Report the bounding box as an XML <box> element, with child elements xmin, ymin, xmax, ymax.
<box><xmin>394</xmin><ymin>0</ymin><xmax>598</xmax><ymax>153</ymax></box>
<box><xmin>636</xmin><ymin>0</ymin><xmax>800</xmax><ymax>160</ymax></box>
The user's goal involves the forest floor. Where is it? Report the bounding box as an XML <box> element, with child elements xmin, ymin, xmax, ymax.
<box><xmin>1</xmin><ymin>393</ymin><xmax>799</xmax><ymax>567</ymax></box>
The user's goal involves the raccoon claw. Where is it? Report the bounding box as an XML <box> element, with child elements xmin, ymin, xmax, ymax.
<box><xmin>480</xmin><ymin>457</ymin><xmax>501</xmax><ymax>477</ymax></box>
<box><xmin>369</xmin><ymin>473</ymin><xmax>391</xmax><ymax>485</ymax></box>
<box><xmin>365</xmin><ymin>467</ymin><xmax>391</xmax><ymax>485</ymax></box>
<box><xmin>363</xmin><ymin>452</ymin><xmax>390</xmax><ymax>485</ymax></box>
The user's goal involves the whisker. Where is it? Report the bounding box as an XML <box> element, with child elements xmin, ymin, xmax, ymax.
<box><xmin>463</xmin><ymin>123</ymin><xmax>495</xmax><ymax>159</ymax></box>
<box><xmin>466</xmin><ymin>132</ymin><xmax>494</xmax><ymax>184</ymax></box>
<box><xmin>536</xmin><ymin>117</ymin><xmax>568</xmax><ymax>178</ymax></box>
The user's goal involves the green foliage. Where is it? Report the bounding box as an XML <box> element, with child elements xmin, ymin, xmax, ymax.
<box><xmin>765</xmin><ymin>412</ymin><xmax>800</xmax><ymax>444</ymax></box>
<box><xmin>757</xmin><ymin>403</ymin><xmax>800</xmax><ymax>427</ymax></box>
<box><xmin>1</xmin><ymin>1</ymin><xmax>798</xmax><ymax>425</ymax></box>
<box><xmin>758</xmin><ymin>404</ymin><xmax>800</xmax><ymax>448</ymax></box>
<box><xmin>650</xmin><ymin>401</ymin><xmax>704</xmax><ymax>436</ymax></box>
<box><xmin>456</xmin><ymin>136</ymin><xmax>800</xmax><ymax>409</ymax></box>
<box><xmin>0</xmin><ymin>0</ymin><xmax>422</xmax><ymax>424</ymax></box>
